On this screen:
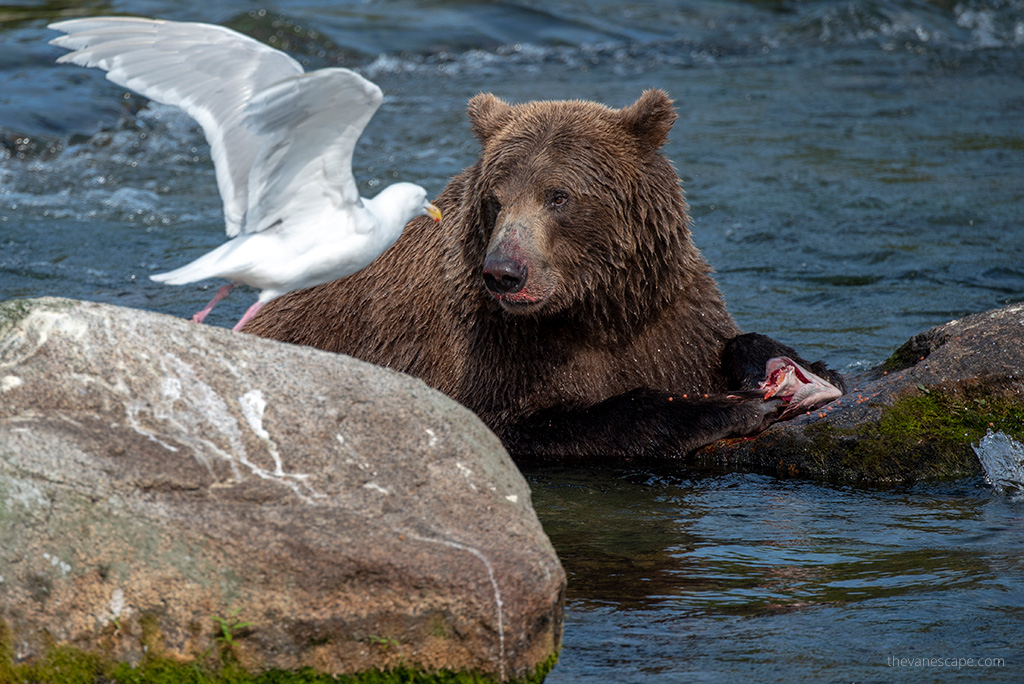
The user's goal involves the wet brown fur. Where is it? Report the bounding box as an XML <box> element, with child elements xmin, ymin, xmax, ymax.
<box><xmin>245</xmin><ymin>90</ymin><xmax>742</xmax><ymax>441</ymax></box>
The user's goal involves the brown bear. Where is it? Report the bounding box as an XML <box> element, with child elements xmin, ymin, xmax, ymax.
<box><xmin>244</xmin><ymin>89</ymin><xmax>844</xmax><ymax>461</ymax></box>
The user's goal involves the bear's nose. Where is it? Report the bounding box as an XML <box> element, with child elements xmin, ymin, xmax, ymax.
<box><xmin>483</xmin><ymin>257</ymin><xmax>527</xmax><ymax>295</ymax></box>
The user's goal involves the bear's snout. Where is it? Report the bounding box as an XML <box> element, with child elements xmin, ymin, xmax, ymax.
<box><xmin>482</xmin><ymin>216</ymin><xmax>558</xmax><ymax>313</ymax></box>
<box><xmin>483</xmin><ymin>256</ymin><xmax>528</xmax><ymax>295</ymax></box>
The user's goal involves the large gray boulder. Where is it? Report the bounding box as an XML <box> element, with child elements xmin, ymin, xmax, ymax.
<box><xmin>0</xmin><ymin>297</ymin><xmax>563</xmax><ymax>681</ymax></box>
<box><xmin>698</xmin><ymin>302</ymin><xmax>1024</xmax><ymax>484</ymax></box>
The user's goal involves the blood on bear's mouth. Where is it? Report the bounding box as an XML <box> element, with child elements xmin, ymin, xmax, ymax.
<box><xmin>482</xmin><ymin>261</ymin><xmax>556</xmax><ymax>313</ymax></box>
<box><xmin>483</xmin><ymin>255</ymin><xmax>528</xmax><ymax>296</ymax></box>
<box><xmin>482</xmin><ymin>234</ymin><xmax>560</xmax><ymax>313</ymax></box>
<box><xmin>493</xmin><ymin>289</ymin><xmax>549</xmax><ymax>313</ymax></box>
<box><xmin>483</xmin><ymin>254</ymin><xmax>550</xmax><ymax>312</ymax></box>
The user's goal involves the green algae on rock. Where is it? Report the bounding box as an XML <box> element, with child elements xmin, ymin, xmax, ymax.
<box><xmin>0</xmin><ymin>645</ymin><xmax>561</xmax><ymax>683</ymax></box>
<box><xmin>799</xmin><ymin>385</ymin><xmax>1024</xmax><ymax>483</ymax></box>
<box><xmin>0</xmin><ymin>622</ymin><xmax>559</xmax><ymax>683</ymax></box>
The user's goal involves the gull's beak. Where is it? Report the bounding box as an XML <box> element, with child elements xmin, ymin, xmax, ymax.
<box><xmin>425</xmin><ymin>202</ymin><xmax>442</xmax><ymax>223</ymax></box>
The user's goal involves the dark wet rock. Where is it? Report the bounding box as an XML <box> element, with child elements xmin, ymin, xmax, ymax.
<box><xmin>697</xmin><ymin>303</ymin><xmax>1024</xmax><ymax>484</ymax></box>
<box><xmin>0</xmin><ymin>297</ymin><xmax>563</xmax><ymax>681</ymax></box>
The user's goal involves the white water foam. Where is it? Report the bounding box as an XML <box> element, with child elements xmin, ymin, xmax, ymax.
<box><xmin>973</xmin><ymin>430</ymin><xmax>1024</xmax><ymax>497</ymax></box>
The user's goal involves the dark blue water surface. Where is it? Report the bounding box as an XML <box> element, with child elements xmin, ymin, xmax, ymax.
<box><xmin>3</xmin><ymin>1</ymin><xmax>1024</xmax><ymax>681</ymax></box>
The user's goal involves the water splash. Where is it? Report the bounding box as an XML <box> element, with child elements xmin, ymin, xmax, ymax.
<box><xmin>973</xmin><ymin>430</ymin><xmax>1024</xmax><ymax>497</ymax></box>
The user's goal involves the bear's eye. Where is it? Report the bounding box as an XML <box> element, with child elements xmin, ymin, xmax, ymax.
<box><xmin>482</xmin><ymin>194</ymin><xmax>502</xmax><ymax>230</ymax></box>
<box><xmin>547</xmin><ymin>190</ymin><xmax>569</xmax><ymax>209</ymax></box>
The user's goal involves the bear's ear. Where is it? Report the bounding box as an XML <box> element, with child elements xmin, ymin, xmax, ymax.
<box><xmin>618</xmin><ymin>89</ymin><xmax>677</xmax><ymax>152</ymax></box>
<box><xmin>468</xmin><ymin>93</ymin><xmax>514</xmax><ymax>143</ymax></box>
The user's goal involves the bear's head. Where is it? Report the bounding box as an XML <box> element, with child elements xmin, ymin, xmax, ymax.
<box><xmin>460</xmin><ymin>89</ymin><xmax>698</xmax><ymax>325</ymax></box>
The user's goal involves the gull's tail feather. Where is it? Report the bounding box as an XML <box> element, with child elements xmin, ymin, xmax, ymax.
<box><xmin>151</xmin><ymin>264</ymin><xmax>206</xmax><ymax>286</ymax></box>
<box><xmin>150</xmin><ymin>247</ymin><xmax>232</xmax><ymax>285</ymax></box>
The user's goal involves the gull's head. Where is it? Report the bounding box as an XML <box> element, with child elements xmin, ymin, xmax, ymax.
<box><xmin>372</xmin><ymin>182</ymin><xmax>441</xmax><ymax>233</ymax></box>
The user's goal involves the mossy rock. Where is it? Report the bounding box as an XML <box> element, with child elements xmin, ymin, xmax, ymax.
<box><xmin>0</xmin><ymin>605</ymin><xmax>558</xmax><ymax>683</ymax></box>
<box><xmin>699</xmin><ymin>382</ymin><xmax>1023</xmax><ymax>485</ymax></box>
<box><xmin>801</xmin><ymin>384</ymin><xmax>1024</xmax><ymax>484</ymax></box>
<box><xmin>697</xmin><ymin>303</ymin><xmax>1024</xmax><ymax>485</ymax></box>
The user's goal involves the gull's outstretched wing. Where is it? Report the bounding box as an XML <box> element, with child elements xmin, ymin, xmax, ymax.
<box><xmin>241</xmin><ymin>68</ymin><xmax>383</xmax><ymax>235</ymax></box>
<box><xmin>49</xmin><ymin>17</ymin><xmax>304</xmax><ymax>236</ymax></box>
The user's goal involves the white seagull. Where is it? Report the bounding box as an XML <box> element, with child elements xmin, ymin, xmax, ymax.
<box><xmin>49</xmin><ymin>17</ymin><xmax>441</xmax><ymax>331</ymax></box>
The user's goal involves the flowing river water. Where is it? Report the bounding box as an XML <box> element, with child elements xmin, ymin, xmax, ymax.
<box><xmin>3</xmin><ymin>1</ymin><xmax>1024</xmax><ymax>681</ymax></box>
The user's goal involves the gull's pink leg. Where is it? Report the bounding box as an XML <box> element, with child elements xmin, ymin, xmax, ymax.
<box><xmin>192</xmin><ymin>283</ymin><xmax>234</xmax><ymax>324</ymax></box>
<box><xmin>232</xmin><ymin>301</ymin><xmax>265</xmax><ymax>332</ymax></box>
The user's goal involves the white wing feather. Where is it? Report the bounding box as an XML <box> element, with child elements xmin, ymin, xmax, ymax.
<box><xmin>241</xmin><ymin>69</ymin><xmax>383</xmax><ymax>235</ymax></box>
<box><xmin>48</xmin><ymin>17</ymin><xmax>304</xmax><ymax>237</ymax></box>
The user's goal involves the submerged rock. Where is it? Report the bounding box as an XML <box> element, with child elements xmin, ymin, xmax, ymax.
<box><xmin>698</xmin><ymin>302</ymin><xmax>1024</xmax><ymax>484</ymax></box>
<box><xmin>0</xmin><ymin>297</ymin><xmax>563</xmax><ymax>682</ymax></box>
